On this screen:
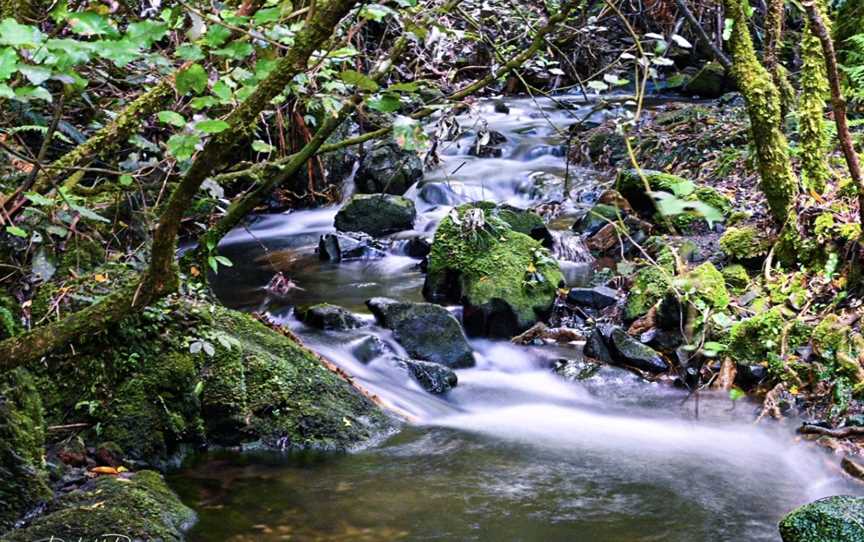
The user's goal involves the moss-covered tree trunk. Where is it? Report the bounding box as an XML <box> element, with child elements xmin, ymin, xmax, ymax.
<box><xmin>721</xmin><ymin>0</ymin><xmax>798</xmax><ymax>225</ymax></box>
<box><xmin>799</xmin><ymin>0</ymin><xmax>831</xmax><ymax>194</ymax></box>
<box><xmin>0</xmin><ymin>0</ymin><xmax>360</xmax><ymax>369</ymax></box>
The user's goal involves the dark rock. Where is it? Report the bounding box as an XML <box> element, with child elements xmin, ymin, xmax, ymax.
<box><xmin>396</xmin><ymin>358</ymin><xmax>458</xmax><ymax>394</ymax></box>
<box><xmin>334</xmin><ymin>194</ymin><xmax>416</xmax><ymax>237</ymax></box>
<box><xmin>493</xmin><ymin>100</ymin><xmax>510</xmax><ymax>114</ymax></box>
<box><xmin>366</xmin><ymin>298</ymin><xmax>474</xmax><ymax>368</ymax></box>
<box><xmin>584</xmin><ymin>324</ymin><xmax>615</xmax><ymax>364</ymax></box>
<box><xmin>355</xmin><ymin>140</ymin><xmax>423</xmax><ymax>195</ymax></box>
<box><xmin>573</xmin><ymin>203</ymin><xmax>623</xmax><ymax>236</ymax></box>
<box><xmin>567</xmin><ymin>286</ymin><xmax>618</xmax><ymax>309</ymax></box>
<box><xmin>94</xmin><ymin>442</ymin><xmax>124</xmax><ymax>468</ymax></box>
<box><xmin>640</xmin><ymin>327</ymin><xmax>683</xmax><ymax>351</ymax></box>
<box><xmin>418</xmin><ymin>182</ymin><xmax>466</xmax><ymax>206</ymax></box>
<box><xmin>350</xmin><ymin>335</ymin><xmax>392</xmax><ymax>363</ymax></box>
<box><xmin>318</xmin><ymin>232</ymin><xmax>388</xmax><ymax>262</ymax></box>
<box><xmin>404</xmin><ymin>236</ymin><xmax>431</xmax><ymax>258</ymax></box>
<box><xmin>779</xmin><ymin>496</ymin><xmax>864</xmax><ymax>542</ymax></box>
<box><xmin>735</xmin><ymin>363</ymin><xmax>767</xmax><ymax>389</ymax></box>
<box><xmin>297</xmin><ymin>303</ymin><xmax>364</xmax><ymax>331</ymax></box>
<box><xmin>682</xmin><ymin>62</ymin><xmax>734</xmax><ymax>99</ymax></box>
<box><xmin>609</xmin><ymin>327</ymin><xmax>669</xmax><ymax>373</ymax></box>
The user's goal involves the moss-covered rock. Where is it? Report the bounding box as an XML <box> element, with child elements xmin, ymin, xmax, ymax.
<box><xmin>31</xmin><ymin>295</ymin><xmax>392</xmax><ymax>465</ymax></box>
<box><xmin>5</xmin><ymin>471</ymin><xmax>195</xmax><ymax>542</ymax></box>
<box><xmin>0</xmin><ymin>369</ymin><xmax>52</xmax><ymax>532</ymax></box>
<box><xmin>624</xmin><ymin>266</ymin><xmax>672</xmax><ymax>321</ymax></box>
<box><xmin>779</xmin><ymin>496</ymin><xmax>864</xmax><ymax>542</ymax></box>
<box><xmin>812</xmin><ymin>314</ymin><xmax>849</xmax><ymax>358</ymax></box>
<box><xmin>423</xmin><ymin>204</ymin><xmax>563</xmax><ymax>337</ymax></box>
<box><xmin>682</xmin><ymin>61</ymin><xmax>734</xmax><ymax>98</ymax></box>
<box><xmin>617</xmin><ymin>169</ymin><xmax>731</xmax><ymax>231</ymax></box>
<box><xmin>719</xmin><ymin>225</ymin><xmax>772</xmax><ymax>261</ymax></box>
<box><xmin>57</xmin><ymin>236</ymin><xmax>106</xmax><ymax>278</ymax></box>
<box><xmin>727</xmin><ymin>307</ymin><xmax>810</xmax><ymax>375</ymax></box>
<box><xmin>677</xmin><ymin>262</ymin><xmax>730</xmax><ymax>311</ymax></box>
<box><xmin>721</xmin><ymin>264</ymin><xmax>750</xmax><ymax>294</ymax></box>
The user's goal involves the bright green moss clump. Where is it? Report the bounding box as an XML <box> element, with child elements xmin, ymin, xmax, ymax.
<box><xmin>719</xmin><ymin>225</ymin><xmax>772</xmax><ymax>260</ymax></box>
<box><xmin>779</xmin><ymin>496</ymin><xmax>864</xmax><ymax>542</ymax></box>
<box><xmin>5</xmin><ymin>471</ymin><xmax>195</xmax><ymax>542</ymax></box>
<box><xmin>624</xmin><ymin>266</ymin><xmax>671</xmax><ymax>321</ymax></box>
<box><xmin>424</xmin><ymin>204</ymin><xmax>563</xmax><ymax>336</ymax></box>
<box><xmin>727</xmin><ymin>308</ymin><xmax>810</xmax><ymax>368</ymax></box>
<box><xmin>721</xmin><ymin>264</ymin><xmax>750</xmax><ymax>294</ymax></box>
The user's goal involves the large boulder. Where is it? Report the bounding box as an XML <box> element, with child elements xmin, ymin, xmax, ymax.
<box><xmin>0</xmin><ymin>369</ymin><xmax>52</xmax><ymax>532</ymax></box>
<box><xmin>297</xmin><ymin>303</ymin><xmax>364</xmax><ymax>331</ymax></box>
<box><xmin>4</xmin><ymin>471</ymin><xmax>195</xmax><ymax>542</ymax></box>
<box><xmin>29</xmin><ymin>284</ymin><xmax>392</xmax><ymax>465</ymax></box>
<box><xmin>366</xmin><ymin>298</ymin><xmax>474</xmax><ymax>368</ymax></box>
<box><xmin>779</xmin><ymin>496</ymin><xmax>864</xmax><ymax>542</ymax></box>
<box><xmin>335</xmin><ymin>194</ymin><xmax>416</xmax><ymax>237</ymax></box>
<box><xmin>423</xmin><ymin>204</ymin><xmax>564</xmax><ymax>337</ymax></box>
<box><xmin>355</xmin><ymin>140</ymin><xmax>423</xmax><ymax>195</ymax></box>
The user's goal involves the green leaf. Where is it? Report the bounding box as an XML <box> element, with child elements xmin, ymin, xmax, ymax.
<box><xmin>176</xmin><ymin>63</ymin><xmax>208</xmax><ymax>95</ymax></box>
<box><xmin>190</xmin><ymin>96</ymin><xmax>219</xmax><ymax>109</ymax></box>
<box><xmin>0</xmin><ymin>48</ymin><xmax>18</xmax><ymax>80</ymax></box>
<box><xmin>167</xmin><ymin>133</ymin><xmax>201</xmax><ymax>160</ymax></box>
<box><xmin>5</xmin><ymin>225</ymin><xmax>27</xmax><ymax>238</ymax></box>
<box><xmin>0</xmin><ymin>19</ymin><xmax>43</xmax><ymax>47</ymax></box>
<box><xmin>0</xmin><ymin>83</ymin><xmax>13</xmax><ymax>99</ymax></box>
<box><xmin>126</xmin><ymin>20</ymin><xmax>169</xmax><ymax>47</ymax></box>
<box><xmin>212</xmin><ymin>41</ymin><xmax>253</xmax><ymax>59</ymax></box>
<box><xmin>205</xmin><ymin>25</ymin><xmax>232</xmax><ymax>47</ymax></box>
<box><xmin>387</xmin><ymin>82</ymin><xmax>420</xmax><ymax>93</ymax></box>
<box><xmin>68</xmin><ymin>202</ymin><xmax>109</xmax><ymax>223</ymax></box>
<box><xmin>360</xmin><ymin>4</ymin><xmax>396</xmax><ymax>21</ymax></box>
<box><xmin>14</xmin><ymin>86</ymin><xmax>52</xmax><ymax>102</ymax></box>
<box><xmin>195</xmin><ymin>119</ymin><xmax>230</xmax><ymax>133</ymax></box>
<box><xmin>95</xmin><ymin>38</ymin><xmax>142</xmax><ymax>67</ymax></box>
<box><xmin>119</xmin><ymin>174</ymin><xmax>134</xmax><ymax>187</ymax></box>
<box><xmin>157</xmin><ymin>110</ymin><xmax>186</xmax><ymax>127</ymax></box>
<box><xmin>24</xmin><ymin>192</ymin><xmax>54</xmax><ymax>206</ymax></box>
<box><xmin>367</xmin><ymin>94</ymin><xmax>401</xmax><ymax>112</ymax></box>
<box><xmin>18</xmin><ymin>65</ymin><xmax>52</xmax><ymax>85</ymax></box>
<box><xmin>212</xmin><ymin>80</ymin><xmax>233</xmax><ymax>102</ymax></box>
<box><xmin>175</xmin><ymin>44</ymin><xmax>204</xmax><ymax>61</ymax></box>
<box><xmin>214</xmin><ymin>255</ymin><xmax>233</xmax><ymax>267</ymax></box>
<box><xmin>208</xmin><ymin>255</ymin><xmax>219</xmax><ymax>273</ymax></box>
<box><xmin>254</xmin><ymin>7</ymin><xmax>281</xmax><ymax>24</ymax></box>
<box><xmin>340</xmin><ymin>69</ymin><xmax>379</xmax><ymax>92</ymax></box>
<box><xmin>68</xmin><ymin>12</ymin><xmax>117</xmax><ymax>37</ymax></box>
<box><xmin>251</xmin><ymin>140</ymin><xmax>275</xmax><ymax>153</ymax></box>
<box><xmin>729</xmin><ymin>388</ymin><xmax>745</xmax><ymax>401</ymax></box>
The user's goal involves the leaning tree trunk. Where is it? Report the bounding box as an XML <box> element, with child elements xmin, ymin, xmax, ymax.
<box><xmin>721</xmin><ymin>0</ymin><xmax>798</xmax><ymax>225</ymax></box>
<box><xmin>0</xmin><ymin>0</ymin><xmax>360</xmax><ymax>370</ymax></box>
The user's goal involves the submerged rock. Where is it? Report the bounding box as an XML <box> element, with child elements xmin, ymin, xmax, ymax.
<box><xmin>779</xmin><ymin>496</ymin><xmax>864</xmax><ymax>542</ymax></box>
<box><xmin>334</xmin><ymin>194</ymin><xmax>416</xmax><ymax>237</ymax></box>
<box><xmin>350</xmin><ymin>334</ymin><xmax>393</xmax><ymax>363</ymax></box>
<box><xmin>354</xmin><ymin>140</ymin><xmax>423</xmax><ymax>195</ymax></box>
<box><xmin>396</xmin><ymin>358</ymin><xmax>458</xmax><ymax>394</ymax></box>
<box><xmin>367</xmin><ymin>298</ymin><xmax>475</xmax><ymax>368</ymax></box>
<box><xmin>297</xmin><ymin>303</ymin><xmax>364</xmax><ymax>331</ymax></box>
<box><xmin>4</xmin><ymin>471</ymin><xmax>195</xmax><ymax>542</ymax></box>
<box><xmin>609</xmin><ymin>327</ymin><xmax>669</xmax><ymax>374</ymax></box>
<box><xmin>583</xmin><ymin>324</ymin><xmax>615</xmax><ymax>364</ymax></box>
<box><xmin>423</xmin><ymin>204</ymin><xmax>563</xmax><ymax>337</ymax></box>
<box><xmin>318</xmin><ymin>232</ymin><xmax>388</xmax><ymax>262</ymax></box>
<box><xmin>0</xmin><ymin>369</ymin><xmax>52</xmax><ymax>532</ymax></box>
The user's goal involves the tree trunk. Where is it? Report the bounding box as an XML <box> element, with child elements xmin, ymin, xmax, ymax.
<box><xmin>799</xmin><ymin>0</ymin><xmax>830</xmax><ymax>194</ymax></box>
<box><xmin>0</xmin><ymin>0</ymin><xmax>360</xmax><ymax>370</ymax></box>
<box><xmin>721</xmin><ymin>0</ymin><xmax>798</xmax><ymax>225</ymax></box>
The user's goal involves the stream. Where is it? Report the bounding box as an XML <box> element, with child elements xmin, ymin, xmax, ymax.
<box><xmin>170</xmin><ymin>97</ymin><xmax>856</xmax><ymax>541</ymax></box>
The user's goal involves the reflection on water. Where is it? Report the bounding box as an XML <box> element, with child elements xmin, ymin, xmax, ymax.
<box><xmin>189</xmin><ymin>96</ymin><xmax>859</xmax><ymax>542</ymax></box>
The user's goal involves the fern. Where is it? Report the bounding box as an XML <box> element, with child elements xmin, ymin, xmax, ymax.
<box><xmin>840</xmin><ymin>33</ymin><xmax>864</xmax><ymax>104</ymax></box>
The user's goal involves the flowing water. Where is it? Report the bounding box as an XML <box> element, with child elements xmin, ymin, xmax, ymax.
<box><xmin>171</xmin><ymin>97</ymin><xmax>857</xmax><ymax>541</ymax></box>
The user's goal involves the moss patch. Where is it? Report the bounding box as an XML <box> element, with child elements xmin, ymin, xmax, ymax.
<box><xmin>719</xmin><ymin>225</ymin><xmax>772</xmax><ymax>261</ymax></box>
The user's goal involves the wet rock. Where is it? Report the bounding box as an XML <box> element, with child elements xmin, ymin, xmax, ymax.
<box><xmin>553</xmin><ymin>358</ymin><xmax>601</xmax><ymax>380</ymax></box>
<box><xmin>493</xmin><ymin>100</ymin><xmax>510</xmax><ymax>114</ymax></box>
<box><xmin>609</xmin><ymin>327</ymin><xmax>669</xmax><ymax>374</ymax></box>
<box><xmin>517</xmin><ymin>171</ymin><xmax>567</xmax><ymax>202</ymax></box>
<box><xmin>355</xmin><ymin>140</ymin><xmax>423</xmax><ymax>195</ymax></box>
<box><xmin>573</xmin><ymin>203</ymin><xmax>622</xmax><ymax>236</ymax></box>
<box><xmin>567</xmin><ymin>286</ymin><xmax>618</xmax><ymax>309</ymax></box>
<box><xmin>468</xmin><ymin>130</ymin><xmax>507</xmax><ymax>157</ymax></box>
<box><xmin>418</xmin><ymin>182</ymin><xmax>466</xmax><ymax>206</ymax></box>
<box><xmin>423</xmin><ymin>204</ymin><xmax>563</xmax><ymax>338</ymax></box>
<box><xmin>583</xmin><ymin>324</ymin><xmax>615</xmax><ymax>364</ymax></box>
<box><xmin>4</xmin><ymin>471</ymin><xmax>195</xmax><ymax>542</ymax></box>
<box><xmin>396</xmin><ymin>358</ymin><xmax>458</xmax><ymax>394</ymax></box>
<box><xmin>334</xmin><ymin>194</ymin><xmax>416</xmax><ymax>237</ymax></box>
<box><xmin>735</xmin><ymin>363</ymin><xmax>767</xmax><ymax>389</ymax></box>
<box><xmin>350</xmin><ymin>335</ymin><xmax>392</xmax><ymax>363</ymax></box>
<box><xmin>494</xmin><ymin>203</ymin><xmax>553</xmax><ymax>247</ymax></box>
<box><xmin>403</xmin><ymin>236</ymin><xmax>431</xmax><ymax>258</ymax></box>
<box><xmin>639</xmin><ymin>327</ymin><xmax>683</xmax><ymax>352</ymax></box>
<box><xmin>682</xmin><ymin>61</ymin><xmax>734</xmax><ymax>99</ymax></box>
<box><xmin>318</xmin><ymin>232</ymin><xmax>388</xmax><ymax>262</ymax></box>
<box><xmin>297</xmin><ymin>303</ymin><xmax>364</xmax><ymax>331</ymax></box>
<box><xmin>779</xmin><ymin>496</ymin><xmax>864</xmax><ymax>542</ymax></box>
<box><xmin>94</xmin><ymin>441</ymin><xmax>124</xmax><ymax>468</ymax></box>
<box><xmin>366</xmin><ymin>298</ymin><xmax>475</xmax><ymax>368</ymax></box>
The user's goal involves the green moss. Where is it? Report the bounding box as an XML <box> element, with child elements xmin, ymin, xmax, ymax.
<box><xmin>624</xmin><ymin>266</ymin><xmax>672</xmax><ymax>321</ymax></box>
<box><xmin>779</xmin><ymin>496</ymin><xmax>864</xmax><ymax>542</ymax></box>
<box><xmin>0</xmin><ymin>291</ymin><xmax>20</xmax><ymax>340</ymax></box>
<box><xmin>5</xmin><ymin>470</ymin><xmax>195</xmax><ymax>542</ymax></box>
<box><xmin>677</xmin><ymin>262</ymin><xmax>730</xmax><ymax>311</ymax></box>
<box><xmin>799</xmin><ymin>12</ymin><xmax>831</xmax><ymax>194</ymax></box>
<box><xmin>0</xmin><ymin>368</ymin><xmax>52</xmax><ymax>531</ymax></box>
<box><xmin>722</xmin><ymin>264</ymin><xmax>750</xmax><ymax>294</ymax></box>
<box><xmin>726</xmin><ymin>211</ymin><xmax>751</xmax><ymax>226</ymax></box>
<box><xmin>58</xmin><ymin>237</ymin><xmax>105</xmax><ymax>277</ymax></box>
<box><xmin>426</xmin><ymin>204</ymin><xmax>563</xmax><ymax>332</ymax></box>
<box><xmin>728</xmin><ymin>307</ymin><xmax>810</xmax><ymax>371</ymax></box>
<box><xmin>719</xmin><ymin>226</ymin><xmax>772</xmax><ymax>260</ymax></box>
